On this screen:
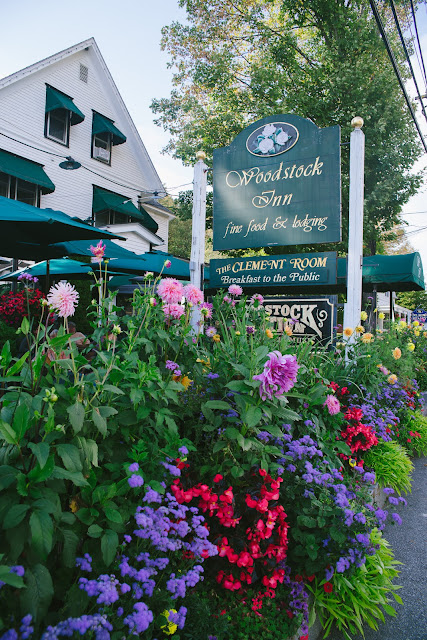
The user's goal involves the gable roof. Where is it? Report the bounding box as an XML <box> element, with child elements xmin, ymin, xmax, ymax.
<box><xmin>0</xmin><ymin>38</ymin><xmax>165</xmax><ymax>197</ymax></box>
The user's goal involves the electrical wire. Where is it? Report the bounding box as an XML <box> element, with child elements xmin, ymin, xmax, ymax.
<box><xmin>409</xmin><ymin>0</ymin><xmax>427</xmax><ymax>88</ymax></box>
<box><xmin>389</xmin><ymin>0</ymin><xmax>427</xmax><ymax>124</ymax></box>
<box><xmin>0</xmin><ymin>131</ymin><xmax>66</xmax><ymax>159</ymax></box>
<box><xmin>369</xmin><ymin>0</ymin><xmax>427</xmax><ymax>152</ymax></box>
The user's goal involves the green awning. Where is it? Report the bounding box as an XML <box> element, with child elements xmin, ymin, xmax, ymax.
<box><xmin>45</xmin><ymin>86</ymin><xmax>85</xmax><ymax>125</ymax></box>
<box><xmin>93</xmin><ymin>188</ymin><xmax>158</xmax><ymax>232</ymax></box>
<box><xmin>0</xmin><ymin>149</ymin><xmax>55</xmax><ymax>194</ymax></box>
<box><xmin>338</xmin><ymin>253</ymin><xmax>425</xmax><ymax>292</ymax></box>
<box><xmin>92</xmin><ymin>112</ymin><xmax>126</xmax><ymax>145</ymax></box>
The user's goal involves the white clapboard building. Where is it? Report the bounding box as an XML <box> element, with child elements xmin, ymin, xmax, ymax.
<box><xmin>0</xmin><ymin>37</ymin><xmax>173</xmax><ymax>261</ymax></box>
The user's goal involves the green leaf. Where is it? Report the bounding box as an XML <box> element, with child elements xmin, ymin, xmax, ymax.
<box><xmin>102</xmin><ymin>384</ymin><xmax>125</xmax><ymax>395</ymax></box>
<box><xmin>20</xmin><ymin>564</ymin><xmax>53</xmax><ymax>622</ymax></box>
<box><xmin>75</xmin><ymin>508</ymin><xmax>94</xmax><ymax>525</ymax></box>
<box><xmin>87</xmin><ymin>524</ymin><xmax>103</xmax><ymax>538</ymax></box>
<box><xmin>101</xmin><ymin>529</ymin><xmax>119</xmax><ymax>566</ymax></box>
<box><xmin>3</xmin><ymin>503</ymin><xmax>30</xmax><ymax>529</ymax></box>
<box><xmin>104</xmin><ymin>507</ymin><xmax>123</xmax><ymax>524</ymax></box>
<box><xmin>30</xmin><ymin>510</ymin><xmax>53</xmax><ymax>560</ymax></box>
<box><xmin>231</xmin><ymin>466</ymin><xmax>244</xmax><ymax>478</ymax></box>
<box><xmin>242</xmin><ymin>406</ymin><xmax>262</xmax><ymax>429</ymax></box>
<box><xmin>225</xmin><ymin>380</ymin><xmax>249</xmax><ymax>392</ymax></box>
<box><xmin>0</xmin><ymin>465</ymin><xmax>18</xmax><ymax>489</ymax></box>
<box><xmin>335</xmin><ymin>441</ymin><xmax>352</xmax><ymax>455</ymax></box>
<box><xmin>51</xmin><ymin>467</ymin><xmax>89</xmax><ymax>486</ymax></box>
<box><xmin>0</xmin><ymin>565</ymin><xmax>25</xmax><ymax>588</ymax></box>
<box><xmin>0</xmin><ymin>420</ymin><xmax>17</xmax><ymax>445</ymax></box>
<box><xmin>28</xmin><ymin>442</ymin><xmax>50</xmax><ymax>469</ymax></box>
<box><xmin>98</xmin><ymin>406</ymin><xmax>118</xmax><ymax>418</ymax></box>
<box><xmin>27</xmin><ymin>455</ymin><xmax>55</xmax><ymax>483</ymax></box>
<box><xmin>67</xmin><ymin>402</ymin><xmax>85</xmax><ymax>434</ymax></box>
<box><xmin>60</xmin><ymin>512</ymin><xmax>76</xmax><ymax>525</ymax></box>
<box><xmin>20</xmin><ymin>316</ymin><xmax>30</xmax><ymax>335</ymax></box>
<box><xmin>7</xmin><ymin>352</ymin><xmax>30</xmax><ymax>377</ymax></box>
<box><xmin>62</xmin><ymin>529</ymin><xmax>80</xmax><ymax>568</ymax></box>
<box><xmin>56</xmin><ymin>444</ymin><xmax>83</xmax><ymax>473</ymax></box>
<box><xmin>297</xmin><ymin>515</ymin><xmax>317</xmax><ymax>528</ymax></box>
<box><xmin>77</xmin><ymin>437</ymin><xmax>98</xmax><ymax>468</ymax></box>
<box><xmin>92</xmin><ymin>407</ymin><xmax>107</xmax><ymax>436</ymax></box>
<box><xmin>203</xmin><ymin>400</ymin><xmax>230</xmax><ymax>410</ymax></box>
<box><xmin>262</xmin><ymin>424</ymin><xmax>284</xmax><ymax>438</ymax></box>
<box><xmin>213</xmin><ymin>440</ymin><xmax>227</xmax><ymax>453</ymax></box>
<box><xmin>12</xmin><ymin>403</ymin><xmax>30</xmax><ymax>441</ymax></box>
<box><xmin>1</xmin><ymin>340</ymin><xmax>12</xmax><ymax>369</ymax></box>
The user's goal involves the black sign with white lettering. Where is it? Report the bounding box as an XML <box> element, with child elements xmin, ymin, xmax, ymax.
<box><xmin>264</xmin><ymin>297</ymin><xmax>334</xmax><ymax>345</ymax></box>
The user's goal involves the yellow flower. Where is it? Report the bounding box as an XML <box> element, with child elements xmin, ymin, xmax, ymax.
<box><xmin>69</xmin><ymin>498</ymin><xmax>79</xmax><ymax>513</ymax></box>
<box><xmin>360</xmin><ymin>311</ymin><xmax>368</xmax><ymax>321</ymax></box>
<box><xmin>213</xmin><ymin>334</ymin><xmax>221</xmax><ymax>343</ymax></box>
<box><xmin>414</xmin><ymin>329</ymin><xmax>420</xmax><ymax>337</ymax></box>
<box><xmin>235</xmin><ymin>331</ymin><xmax>241</xmax><ymax>336</ymax></box>
<box><xmin>399</xmin><ymin>320</ymin><xmax>407</xmax><ymax>328</ymax></box>
<box><xmin>161</xmin><ymin>610</ymin><xmax>178</xmax><ymax>636</ymax></box>
<box><xmin>424</xmin><ymin>332</ymin><xmax>427</xmax><ymax>338</ymax></box>
<box><xmin>265</xmin><ymin>328</ymin><xmax>274</xmax><ymax>338</ymax></box>
<box><xmin>172</xmin><ymin>374</ymin><xmax>193</xmax><ymax>390</ymax></box>
<box><xmin>407</xmin><ymin>342</ymin><xmax>415</xmax><ymax>352</ymax></box>
<box><xmin>413</xmin><ymin>320</ymin><xmax>420</xmax><ymax>326</ymax></box>
<box><xmin>392</xmin><ymin>347</ymin><xmax>401</xmax><ymax>360</ymax></box>
<box><xmin>355</xmin><ymin>325</ymin><xmax>365</xmax><ymax>334</ymax></box>
<box><xmin>196</xmin><ymin>358</ymin><xmax>211</xmax><ymax>368</ymax></box>
<box><xmin>343</xmin><ymin>327</ymin><xmax>353</xmax><ymax>338</ymax></box>
<box><xmin>361</xmin><ymin>332</ymin><xmax>373</xmax><ymax>343</ymax></box>
<box><xmin>379</xmin><ymin>312</ymin><xmax>385</xmax><ymax>320</ymax></box>
<box><xmin>284</xmin><ymin>325</ymin><xmax>293</xmax><ymax>336</ymax></box>
<box><xmin>388</xmin><ymin>374</ymin><xmax>398</xmax><ymax>385</ymax></box>
<box><xmin>348</xmin><ymin>458</ymin><xmax>356</xmax><ymax>467</ymax></box>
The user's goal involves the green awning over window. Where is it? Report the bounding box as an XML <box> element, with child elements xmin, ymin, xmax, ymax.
<box><xmin>338</xmin><ymin>253</ymin><xmax>425</xmax><ymax>292</ymax></box>
<box><xmin>45</xmin><ymin>86</ymin><xmax>85</xmax><ymax>125</ymax></box>
<box><xmin>93</xmin><ymin>187</ymin><xmax>158</xmax><ymax>232</ymax></box>
<box><xmin>92</xmin><ymin>112</ymin><xmax>126</xmax><ymax>146</ymax></box>
<box><xmin>0</xmin><ymin>149</ymin><xmax>55</xmax><ymax>193</ymax></box>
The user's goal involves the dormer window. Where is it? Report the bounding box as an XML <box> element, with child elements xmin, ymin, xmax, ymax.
<box><xmin>44</xmin><ymin>85</ymin><xmax>85</xmax><ymax>147</ymax></box>
<box><xmin>91</xmin><ymin>112</ymin><xmax>126</xmax><ymax>165</ymax></box>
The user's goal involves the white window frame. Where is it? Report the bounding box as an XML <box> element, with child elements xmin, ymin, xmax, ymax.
<box><xmin>45</xmin><ymin>109</ymin><xmax>70</xmax><ymax>146</ymax></box>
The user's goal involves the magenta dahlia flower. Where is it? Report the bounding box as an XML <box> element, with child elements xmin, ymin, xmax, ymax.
<box><xmin>324</xmin><ymin>394</ymin><xmax>341</xmax><ymax>415</ymax></box>
<box><xmin>183</xmin><ymin>283</ymin><xmax>204</xmax><ymax>305</ymax></box>
<box><xmin>253</xmin><ymin>351</ymin><xmax>299</xmax><ymax>401</ymax></box>
<box><xmin>89</xmin><ymin>240</ymin><xmax>106</xmax><ymax>263</ymax></box>
<box><xmin>47</xmin><ymin>282</ymin><xmax>79</xmax><ymax>318</ymax></box>
<box><xmin>157</xmin><ymin>278</ymin><xmax>184</xmax><ymax>304</ymax></box>
<box><xmin>228</xmin><ymin>284</ymin><xmax>243</xmax><ymax>296</ymax></box>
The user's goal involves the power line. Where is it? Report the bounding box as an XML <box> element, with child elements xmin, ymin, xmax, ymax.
<box><xmin>0</xmin><ymin>131</ymin><xmax>66</xmax><ymax>159</ymax></box>
<box><xmin>369</xmin><ymin>0</ymin><xmax>427</xmax><ymax>152</ymax></box>
<box><xmin>409</xmin><ymin>0</ymin><xmax>427</xmax><ymax>88</ymax></box>
<box><xmin>389</xmin><ymin>0</ymin><xmax>427</xmax><ymax>124</ymax></box>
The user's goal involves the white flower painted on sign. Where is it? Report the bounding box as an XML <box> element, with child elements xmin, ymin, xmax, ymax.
<box><xmin>276</xmin><ymin>130</ymin><xmax>290</xmax><ymax>145</ymax></box>
<box><xmin>262</xmin><ymin>124</ymin><xmax>276</xmax><ymax>137</ymax></box>
<box><xmin>258</xmin><ymin>137</ymin><xmax>275</xmax><ymax>153</ymax></box>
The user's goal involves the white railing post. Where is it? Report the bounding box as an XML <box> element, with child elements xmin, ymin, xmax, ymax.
<box><xmin>190</xmin><ymin>150</ymin><xmax>208</xmax><ymax>332</ymax></box>
<box><xmin>343</xmin><ymin>117</ymin><xmax>365</xmax><ymax>338</ymax></box>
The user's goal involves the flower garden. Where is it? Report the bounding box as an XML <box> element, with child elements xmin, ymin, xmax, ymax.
<box><xmin>0</xmin><ymin>261</ymin><xmax>426</xmax><ymax>640</ymax></box>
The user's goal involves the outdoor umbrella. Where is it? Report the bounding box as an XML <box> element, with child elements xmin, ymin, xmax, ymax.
<box><xmin>0</xmin><ymin>258</ymin><xmax>132</xmax><ymax>282</ymax></box>
<box><xmin>0</xmin><ymin>197</ymin><xmax>125</xmax><ymax>260</ymax></box>
<box><xmin>51</xmin><ymin>238</ymin><xmax>138</xmax><ymax>260</ymax></box>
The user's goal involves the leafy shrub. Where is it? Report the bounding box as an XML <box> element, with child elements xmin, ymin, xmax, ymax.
<box><xmin>363</xmin><ymin>441</ymin><xmax>413</xmax><ymax>495</ymax></box>
<box><xmin>0</xmin><ymin>321</ymin><xmax>18</xmax><ymax>355</ymax></box>
<box><xmin>308</xmin><ymin>529</ymin><xmax>402</xmax><ymax>639</ymax></box>
<box><xmin>398</xmin><ymin>411</ymin><xmax>427</xmax><ymax>456</ymax></box>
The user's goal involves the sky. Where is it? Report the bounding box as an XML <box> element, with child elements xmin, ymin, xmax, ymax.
<box><xmin>0</xmin><ymin>0</ymin><xmax>426</xmax><ymax>281</ymax></box>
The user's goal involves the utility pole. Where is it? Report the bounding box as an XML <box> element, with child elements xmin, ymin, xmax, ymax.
<box><xmin>343</xmin><ymin>117</ymin><xmax>365</xmax><ymax>336</ymax></box>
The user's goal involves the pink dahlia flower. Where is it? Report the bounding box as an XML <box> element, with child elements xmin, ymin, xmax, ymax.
<box><xmin>250</xmin><ymin>293</ymin><xmax>264</xmax><ymax>305</ymax></box>
<box><xmin>47</xmin><ymin>281</ymin><xmax>79</xmax><ymax>318</ymax></box>
<box><xmin>157</xmin><ymin>278</ymin><xmax>184</xmax><ymax>304</ymax></box>
<box><xmin>228</xmin><ymin>284</ymin><xmax>243</xmax><ymax>296</ymax></box>
<box><xmin>253</xmin><ymin>351</ymin><xmax>299</xmax><ymax>401</ymax></box>
<box><xmin>89</xmin><ymin>240</ymin><xmax>106</xmax><ymax>263</ymax></box>
<box><xmin>163</xmin><ymin>303</ymin><xmax>185</xmax><ymax>319</ymax></box>
<box><xmin>205</xmin><ymin>325</ymin><xmax>216</xmax><ymax>337</ymax></box>
<box><xmin>183</xmin><ymin>283</ymin><xmax>204</xmax><ymax>305</ymax></box>
<box><xmin>324</xmin><ymin>394</ymin><xmax>341</xmax><ymax>415</ymax></box>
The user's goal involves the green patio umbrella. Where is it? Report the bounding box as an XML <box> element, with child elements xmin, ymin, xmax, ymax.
<box><xmin>0</xmin><ymin>258</ymin><xmax>131</xmax><ymax>282</ymax></box>
<box><xmin>0</xmin><ymin>197</ymin><xmax>124</xmax><ymax>260</ymax></box>
<box><xmin>51</xmin><ymin>238</ymin><xmax>138</xmax><ymax>260</ymax></box>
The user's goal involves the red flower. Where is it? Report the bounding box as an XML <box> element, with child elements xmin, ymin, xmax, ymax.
<box><xmin>213</xmin><ymin>474</ymin><xmax>223</xmax><ymax>483</ymax></box>
<box><xmin>323</xmin><ymin>582</ymin><xmax>333</xmax><ymax>593</ymax></box>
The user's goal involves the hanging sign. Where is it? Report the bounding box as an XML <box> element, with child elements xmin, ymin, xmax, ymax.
<box><xmin>264</xmin><ymin>296</ymin><xmax>335</xmax><ymax>345</ymax></box>
<box><xmin>210</xmin><ymin>251</ymin><xmax>337</xmax><ymax>289</ymax></box>
<box><xmin>213</xmin><ymin>114</ymin><xmax>341</xmax><ymax>251</ymax></box>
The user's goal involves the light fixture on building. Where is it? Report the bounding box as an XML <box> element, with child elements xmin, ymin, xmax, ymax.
<box><xmin>59</xmin><ymin>156</ymin><xmax>81</xmax><ymax>170</ymax></box>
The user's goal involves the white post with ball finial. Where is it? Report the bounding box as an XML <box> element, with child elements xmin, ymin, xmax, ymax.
<box><xmin>190</xmin><ymin>150</ymin><xmax>208</xmax><ymax>332</ymax></box>
<box><xmin>343</xmin><ymin>117</ymin><xmax>365</xmax><ymax>337</ymax></box>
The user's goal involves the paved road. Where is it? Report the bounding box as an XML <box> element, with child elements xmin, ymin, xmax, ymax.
<box><xmin>326</xmin><ymin>454</ymin><xmax>427</xmax><ymax>640</ymax></box>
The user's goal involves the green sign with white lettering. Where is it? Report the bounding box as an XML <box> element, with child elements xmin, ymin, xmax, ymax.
<box><xmin>213</xmin><ymin>114</ymin><xmax>341</xmax><ymax>250</ymax></box>
<box><xmin>210</xmin><ymin>252</ymin><xmax>337</xmax><ymax>289</ymax></box>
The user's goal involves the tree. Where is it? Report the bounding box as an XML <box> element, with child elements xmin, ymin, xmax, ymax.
<box><xmin>151</xmin><ymin>0</ymin><xmax>423</xmax><ymax>256</ymax></box>
<box><xmin>396</xmin><ymin>289</ymin><xmax>427</xmax><ymax>310</ymax></box>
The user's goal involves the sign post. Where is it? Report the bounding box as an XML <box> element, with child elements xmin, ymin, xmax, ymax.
<box><xmin>343</xmin><ymin>117</ymin><xmax>365</xmax><ymax>334</ymax></box>
<box><xmin>190</xmin><ymin>150</ymin><xmax>208</xmax><ymax>332</ymax></box>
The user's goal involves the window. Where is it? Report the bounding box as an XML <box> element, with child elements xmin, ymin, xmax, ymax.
<box><xmin>93</xmin><ymin>209</ymin><xmax>130</xmax><ymax>227</ymax></box>
<box><xmin>45</xmin><ymin>108</ymin><xmax>70</xmax><ymax>146</ymax></box>
<box><xmin>92</xmin><ymin>133</ymin><xmax>112</xmax><ymax>165</ymax></box>
<box><xmin>0</xmin><ymin>172</ymin><xmax>39</xmax><ymax>206</ymax></box>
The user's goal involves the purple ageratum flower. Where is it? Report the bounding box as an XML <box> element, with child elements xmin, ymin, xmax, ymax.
<box><xmin>363</xmin><ymin>472</ymin><xmax>376</xmax><ymax>484</ymax></box>
<box><xmin>166</xmin><ymin>360</ymin><xmax>180</xmax><ymax>371</ymax></box>
<box><xmin>178</xmin><ymin>445</ymin><xmax>189</xmax><ymax>456</ymax></box>
<box><xmin>128</xmin><ymin>474</ymin><xmax>144</xmax><ymax>488</ymax></box>
<box><xmin>391</xmin><ymin>513</ymin><xmax>402</xmax><ymax>525</ymax></box>
<box><xmin>354</xmin><ymin>512</ymin><xmax>366</xmax><ymax>524</ymax></box>
<box><xmin>129</xmin><ymin>462</ymin><xmax>139</xmax><ymax>473</ymax></box>
<box><xmin>206</xmin><ymin>372</ymin><xmax>219</xmax><ymax>379</ymax></box>
<box><xmin>124</xmin><ymin>602</ymin><xmax>154</xmax><ymax>634</ymax></box>
<box><xmin>388</xmin><ymin>496</ymin><xmax>399</xmax><ymax>505</ymax></box>
<box><xmin>76</xmin><ymin>553</ymin><xmax>92</xmax><ymax>572</ymax></box>
<box><xmin>383</xmin><ymin>487</ymin><xmax>394</xmax><ymax>495</ymax></box>
<box><xmin>253</xmin><ymin>351</ymin><xmax>299</xmax><ymax>401</ymax></box>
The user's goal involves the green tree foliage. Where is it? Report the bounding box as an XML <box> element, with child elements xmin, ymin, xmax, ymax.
<box><xmin>396</xmin><ymin>289</ymin><xmax>427</xmax><ymax>309</ymax></box>
<box><xmin>151</xmin><ymin>0</ymin><xmax>423</xmax><ymax>255</ymax></box>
